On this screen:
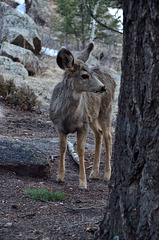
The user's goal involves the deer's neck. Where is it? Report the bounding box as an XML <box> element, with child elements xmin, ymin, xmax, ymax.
<box><xmin>63</xmin><ymin>87</ymin><xmax>84</xmax><ymax>114</ymax></box>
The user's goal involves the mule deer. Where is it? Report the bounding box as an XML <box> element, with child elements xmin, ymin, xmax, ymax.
<box><xmin>49</xmin><ymin>43</ymin><xmax>116</xmax><ymax>189</ymax></box>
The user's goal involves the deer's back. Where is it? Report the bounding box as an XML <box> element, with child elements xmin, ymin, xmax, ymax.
<box><xmin>85</xmin><ymin>67</ymin><xmax>116</xmax><ymax>119</ymax></box>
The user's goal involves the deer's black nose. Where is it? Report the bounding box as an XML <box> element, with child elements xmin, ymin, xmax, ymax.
<box><xmin>101</xmin><ymin>86</ymin><xmax>106</xmax><ymax>92</ymax></box>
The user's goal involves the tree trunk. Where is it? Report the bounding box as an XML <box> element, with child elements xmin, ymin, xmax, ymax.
<box><xmin>81</xmin><ymin>0</ymin><xmax>85</xmax><ymax>49</ymax></box>
<box><xmin>90</xmin><ymin>1</ymin><xmax>99</xmax><ymax>43</ymax></box>
<box><xmin>97</xmin><ymin>1</ymin><xmax>159</xmax><ymax>239</ymax></box>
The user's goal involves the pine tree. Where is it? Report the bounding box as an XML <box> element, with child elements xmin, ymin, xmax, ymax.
<box><xmin>52</xmin><ymin>0</ymin><xmax>121</xmax><ymax>49</ymax></box>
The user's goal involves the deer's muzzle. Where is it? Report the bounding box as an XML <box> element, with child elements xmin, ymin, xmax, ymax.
<box><xmin>95</xmin><ymin>86</ymin><xmax>106</xmax><ymax>93</ymax></box>
<box><xmin>101</xmin><ymin>86</ymin><xmax>106</xmax><ymax>92</ymax></box>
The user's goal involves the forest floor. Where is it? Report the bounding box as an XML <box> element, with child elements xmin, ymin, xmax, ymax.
<box><xmin>0</xmin><ymin>102</ymin><xmax>112</xmax><ymax>240</ymax></box>
<box><xmin>0</xmin><ymin>55</ymin><xmax>119</xmax><ymax>240</ymax></box>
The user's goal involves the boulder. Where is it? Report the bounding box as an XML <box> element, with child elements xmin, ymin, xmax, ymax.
<box><xmin>25</xmin><ymin>0</ymin><xmax>52</xmax><ymax>26</ymax></box>
<box><xmin>0</xmin><ymin>42</ymin><xmax>42</xmax><ymax>75</ymax></box>
<box><xmin>0</xmin><ymin>2</ymin><xmax>41</xmax><ymax>54</ymax></box>
<box><xmin>0</xmin><ymin>135</ymin><xmax>50</xmax><ymax>178</ymax></box>
<box><xmin>0</xmin><ymin>0</ymin><xmax>18</xmax><ymax>8</ymax></box>
<box><xmin>0</xmin><ymin>56</ymin><xmax>28</xmax><ymax>76</ymax></box>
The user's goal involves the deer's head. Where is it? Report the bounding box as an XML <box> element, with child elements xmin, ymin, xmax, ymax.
<box><xmin>56</xmin><ymin>43</ymin><xmax>106</xmax><ymax>94</ymax></box>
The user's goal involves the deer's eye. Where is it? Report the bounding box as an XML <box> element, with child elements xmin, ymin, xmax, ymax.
<box><xmin>81</xmin><ymin>74</ymin><xmax>89</xmax><ymax>79</ymax></box>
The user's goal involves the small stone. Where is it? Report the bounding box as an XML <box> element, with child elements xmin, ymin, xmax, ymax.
<box><xmin>12</xmin><ymin>204</ymin><xmax>18</xmax><ymax>209</ymax></box>
<box><xmin>113</xmin><ymin>236</ymin><xmax>120</xmax><ymax>240</ymax></box>
<box><xmin>4</xmin><ymin>222</ymin><xmax>12</xmax><ymax>228</ymax></box>
<box><xmin>75</xmin><ymin>199</ymin><xmax>82</xmax><ymax>203</ymax></box>
<box><xmin>34</xmin><ymin>229</ymin><xmax>42</xmax><ymax>234</ymax></box>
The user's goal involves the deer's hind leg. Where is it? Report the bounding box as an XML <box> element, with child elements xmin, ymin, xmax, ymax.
<box><xmin>98</xmin><ymin>117</ymin><xmax>112</xmax><ymax>181</ymax></box>
<box><xmin>57</xmin><ymin>131</ymin><xmax>67</xmax><ymax>182</ymax></box>
<box><xmin>89</xmin><ymin>119</ymin><xmax>103</xmax><ymax>179</ymax></box>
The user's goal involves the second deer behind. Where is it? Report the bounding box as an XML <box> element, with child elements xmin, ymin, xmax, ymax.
<box><xmin>49</xmin><ymin>43</ymin><xmax>116</xmax><ymax>190</ymax></box>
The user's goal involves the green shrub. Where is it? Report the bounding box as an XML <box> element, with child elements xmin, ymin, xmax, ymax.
<box><xmin>0</xmin><ymin>75</ymin><xmax>40</xmax><ymax>112</ymax></box>
<box><xmin>24</xmin><ymin>188</ymin><xmax>66</xmax><ymax>202</ymax></box>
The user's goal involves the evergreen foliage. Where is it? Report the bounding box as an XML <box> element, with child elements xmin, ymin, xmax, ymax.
<box><xmin>52</xmin><ymin>0</ymin><xmax>121</xmax><ymax>48</ymax></box>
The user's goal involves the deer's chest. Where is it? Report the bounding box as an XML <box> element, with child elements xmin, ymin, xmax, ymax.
<box><xmin>60</xmin><ymin>113</ymin><xmax>88</xmax><ymax>134</ymax></box>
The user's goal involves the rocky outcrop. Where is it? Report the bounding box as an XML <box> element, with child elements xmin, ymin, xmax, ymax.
<box><xmin>0</xmin><ymin>0</ymin><xmax>18</xmax><ymax>9</ymax></box>
<box><xmin>25</xmin><ymin>0</ymin><xmax>52</xmax><ymax>26</ymax></box>
<box><xmin>0</xmin><ymin>42</ymin><xmax>42</xmax><ymax>75</ymax></box>
<box><xmin>0</xmin><ymin>2</ymin><xmax>41</xmax><ymax>54</ymax></box>
<box><xmin>0</xmin><ymin>56</ymin><xmax>28</xmax><ymax>76</ymax></box>
<box><xmin>0</xmin><ymin>135</ymin><xmax>50</xmax><ymax>178</ymax></box>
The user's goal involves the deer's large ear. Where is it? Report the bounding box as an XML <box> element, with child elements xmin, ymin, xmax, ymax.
<box><xmin>56</xmin><ymin>48</ymin><xmax>74</xmax><ymax>70</ymax></box>
<box><xmin>76</xmin><ymin>43</ymin><xmax>94</xmax><ymax>62</ymax></box>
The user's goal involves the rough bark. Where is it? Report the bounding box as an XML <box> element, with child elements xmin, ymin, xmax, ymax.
<box><xmin>97</xmin><ymin>1</ymin><xmax>159</xmax><ymax>239</ymax></box>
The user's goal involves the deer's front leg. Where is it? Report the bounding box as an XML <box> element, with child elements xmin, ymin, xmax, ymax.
<box><xmin>57</xmin><ymin>131</ymin><xmax>67</xmax><ymax>182</ymax></box>
<box><xmin>77</xmin><ymin>129</ymin><xmax>88</xmax><ymax>190</ymax></box>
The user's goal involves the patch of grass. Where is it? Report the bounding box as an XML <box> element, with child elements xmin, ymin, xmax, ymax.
<box><xmin>0</xmin><ymin>75</ymin><xmax>40</xmax><ymax>112</ymax></box>
<box><xmin>24</xmin><ymin>188</ymin><xmax>66</xmax><ymax>202</ymax></box>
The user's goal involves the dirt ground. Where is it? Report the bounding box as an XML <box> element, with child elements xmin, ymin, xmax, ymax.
<box><xmin>0</xmin><ymin>102</ymin><xmax>111</xmax><ymax>240</ymax></box>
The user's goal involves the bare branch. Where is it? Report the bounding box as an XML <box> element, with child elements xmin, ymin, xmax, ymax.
<box><xmin>85</xmin><ymin>0</ymin><xmax>123</xmax><ymax>35</ymax></box>
<box><xmin>66</xmin><ymin>206</ymin><xmax>106</xmax><ymax>211</ymax></box>
<box><xmin>67</xmin><ymin>140</ymin><xmax>79</xmax><ymax>165</ymax></box>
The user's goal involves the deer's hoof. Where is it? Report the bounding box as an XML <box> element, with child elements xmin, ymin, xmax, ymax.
<box><xmin>104</xmin><ymin>179</ymin><xmax>109</xmax><ymax>183</ymax></box>
<box><xmin>89</xmin><ymin>171</ymin><xmax>99</xmax><ymax>180</ymax></box>
<box><xmin>104</xmin><ymin>173</ymin><xmax>111</xmax><ymax>183</ymax></box>
<box><xmin>79</xmin><ymin>188</ymin><xmax>88</xmax><ymax>192</ymax></box>
<box><xmin>88</xmin><ymin>177</ymin><xmax>99</xmax><ymax>181</ymax></box>
<box><xmin>56</xmin><ymin>173</ymin><xmax>65</xmax><ymax>183</ymax></box>
<box><xmin>56</xmin><ymin>180</ymin><xmax>64</xmax><ymax>184</ymax></box>
<box><xmin>79</xmin><ymin>182</ymin><xmax>87</xmax><ymax>190</ymax></box>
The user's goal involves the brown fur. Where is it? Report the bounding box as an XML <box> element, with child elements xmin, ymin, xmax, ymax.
<box><xmin>49</xmin><ymin>43</ymin><xmax>116</xmax><ymax>189</ymax></box>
